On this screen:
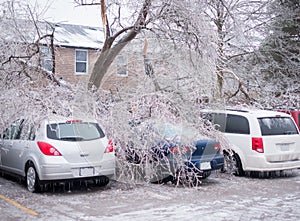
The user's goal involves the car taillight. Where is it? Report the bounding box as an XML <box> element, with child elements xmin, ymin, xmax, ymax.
<box><xmin>104</xmin><ymin>139</ymin><xmax>114</xmax><ymax>153</ymax></box>
<box><xmin>170</xmin><ymin>146</ymin><xmax>191</xmax><ymax>153</ymax></box>
<box><xmin>213</xmin><ymin>143</ymin><xmax>221</xmax><ymax>150</ymax></box>
<box><xmin>37</xmin><ymin>141</ymin><xmax>62</xmax><ymax>156</ymax></box>
<box><xmin>169</xmin><ymin>147</ymin><xmax>179</xmax><ymax>153</ymax></box>
<box><xmin>252</xmin><ymin>137</ymin><xmax>264</xmax><ymax>153</ymax></box>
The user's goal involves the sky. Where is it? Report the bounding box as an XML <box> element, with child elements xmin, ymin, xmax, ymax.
<box><xmin>26</xmin><ymin>0</ymin><xmax>102</xmax><ymax>27</ymax></box>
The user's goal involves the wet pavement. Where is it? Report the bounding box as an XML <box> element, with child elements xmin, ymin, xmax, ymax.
<box><xmin>0</xmin><ymin>170</ymin><xmax>299</xmax><ymax>221</ymax></box>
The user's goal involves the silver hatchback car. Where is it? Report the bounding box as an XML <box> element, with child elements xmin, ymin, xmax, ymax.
<box><xmin>0</xmin><ymin>115</ymin><xmax>115</xmax><ymax>192</ymax></box>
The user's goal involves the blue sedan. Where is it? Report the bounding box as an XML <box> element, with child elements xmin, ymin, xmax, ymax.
<box><xmin>120</xmin><ymin>121</ymin><xmax>224</xmax><ymax>185</ymax></box>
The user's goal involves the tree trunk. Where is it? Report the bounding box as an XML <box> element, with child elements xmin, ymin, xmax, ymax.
<box><xmin>88</xmin><ymin>30</ymin><xmax>139</xmax><ymax>90</ymax></box>
<box><xmin>87</xmin><ymin>0</ymin><xmax>152</xmax><ymax>91</ymax></box>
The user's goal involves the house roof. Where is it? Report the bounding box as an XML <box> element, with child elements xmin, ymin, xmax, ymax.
<box><xmin>1</xmin><ymin>19</ymin><xmax>104</xmax><ymax>50</ymax></box>
<box><xmin>51</xmin><ymin>23</ymin><xmax>104</xmax><ymax>50</ymax></box>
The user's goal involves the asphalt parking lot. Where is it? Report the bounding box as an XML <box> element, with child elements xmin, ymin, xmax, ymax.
<box><xmin>0</xmin><ymin>170</ymin><xmax>300</xmax><ymax>221</ymax></box>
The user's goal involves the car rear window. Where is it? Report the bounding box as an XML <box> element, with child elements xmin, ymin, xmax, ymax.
<box><xmin>47</xmin><ymin>122</ymin><xmax>105</xmax><ymax>141</ymax></box>
<box><xmin>258</xmin><ymin>117</ymin><xmax>299</xmax><ymax>136</ymax></box>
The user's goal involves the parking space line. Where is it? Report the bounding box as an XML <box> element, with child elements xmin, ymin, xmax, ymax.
<box><xmin>0</xmin><ymin>193</ymin><xmax>38</xmax><ymax>216</ymax></box>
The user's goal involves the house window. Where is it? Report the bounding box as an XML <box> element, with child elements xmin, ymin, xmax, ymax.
<box><xmin>117</xmin><ymin>55</ymin><xmax>127</xmax><ymax>76</ymax></box>
<box><xmin>40</xmin><ymin>46</ymin><xmax>53</xmax><ymax>72</ymax></box>
<box><xmin>75</xmin><ymin>50</ymin><xmax>88</xmax><ymax>74</ymax></box>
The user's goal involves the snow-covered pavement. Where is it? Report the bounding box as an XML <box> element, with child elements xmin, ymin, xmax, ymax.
<box><xmin>0</xmin><ymin>170</ymin><xmax>299</xmax><ymax>221</ymax></box>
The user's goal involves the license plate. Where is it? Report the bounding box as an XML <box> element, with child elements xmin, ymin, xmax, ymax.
<box><xmin>279</xmin><ymin>144</ymin><xmax>289</xmax><ymax>151</ymax></box>
<box><xmin>80</xmin><ymin>167</ymin><xmax>94</xmax><ymax>176</ymax></box>
<box><xmin>200</xmin><ymin>162</ymin><xmax>211</xmax><ymax>170</ymax></box>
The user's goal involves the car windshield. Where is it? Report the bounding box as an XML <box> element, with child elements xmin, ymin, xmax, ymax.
<box><xmin>258</xmin><ymin>117</ymin><xmax>299</xmax><ymax>135</ymax></box>
<box><xmin>47</xmin><ymin>122</ymin><xmax>105</xmax><ymax>141</ymax></box>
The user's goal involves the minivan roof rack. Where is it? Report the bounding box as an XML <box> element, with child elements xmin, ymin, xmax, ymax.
<box><xmin>225</xmin><ymin>108</ymin><xmax>249</xmax><ymax>113</ymax></box>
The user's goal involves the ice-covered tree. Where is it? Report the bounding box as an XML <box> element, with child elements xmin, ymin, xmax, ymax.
<box><xmin>203</xmin><ymin>0</ymin><xmax>272</xmax><ymax>102</ymax></box>
<box><xmin>0</xmin><ymin>1</ymin><xmax>59</xmax><ymax>85</ymax></box>
<box><xmin>72</xmin><ymin>0</ymin><xmax>230</xmax><ymax>185</ymax></box>
<box><xmin>0</xmin><ymin>0</ymin><xmax>75</xmax><ymax>128</ymax></box>
<box><xmin>254</xmin><ymin>0</ymin><xmax>300</xmax><ymax>107</ymax></box>
<box><xmin>72</xmin><ymin>0</ymin><xmax>220</xmax><ymax>128</ymax></box>
<box><xmin>74</xmin><ymin>1</ymin><xmax>217</xmax><ymax>93</ymax></box>
<box><xmin>0</xmin><ymin>0</ymin><xmax>232</xmax><ymax>186</ymax></box>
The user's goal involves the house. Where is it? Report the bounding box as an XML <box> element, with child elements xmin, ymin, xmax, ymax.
<box><xmin>2</xmin><ymin>19</ymin><xmax>216</xmax><ymax>101</ymax></box>
<box><xmin>19</xmin><ymin>21</ymin><xmax>214</xmax><ymax>101</ymax></box>
<box><xmin>40</xmin><ymin>23</ymin><xmax>145</xmax><ymax>93</ymax></box>
<box><xmin>40</xmin><ymin>23</ymin><xmax>103</xmax><ymax>84</ymax></box>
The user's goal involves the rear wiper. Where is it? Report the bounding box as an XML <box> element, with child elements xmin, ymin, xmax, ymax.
<box><xmin>283</xmin><ymin>131</ymin><xmax>297</xmax><ymax>135</ymax></box>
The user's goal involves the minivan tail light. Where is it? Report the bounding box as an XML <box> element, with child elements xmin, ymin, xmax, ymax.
<box><xmin>104</xmin><ymin>139</ymin><xmax>114</xmax><ymax>153</ymax></box>
<box><xmin>37</xmin><ymin>141</ymin><xmax>62</xmax><ymax>156</ymax></box>
<box><xmin>252</xmin><ymin>137</ymin><xmax>264</xmax><ymax>153</ymax></box>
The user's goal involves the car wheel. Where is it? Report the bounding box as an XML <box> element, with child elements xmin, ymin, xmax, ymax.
<box><xmin>232</xmin><ymin>153</ymin><xmax>244</xmax><ymax>176</ymax></box>
<box><xmin>188</xmin><ymin>171</ymin><xmax>207</xmax><ymax>187</ymax></box>
<box><xmin>221</xmin><ymin>150</ymin><xmax>236</xmax><ymax>173</ymax></box>
<box><xmin>26</xmin><ymin>164</ymin><xmax>41</xmax><ymax>193</ymax></box>
<box><xmin>220</xmin><ymin>151</ymin><xmax>233</xmax><ymax>173</ymax></box>
<box><xmin>200</xmin><ymin>171</ymin><xmax>211</xmax><ymax>179</ymax></box>
<box><xmin>174</xmin><ymin>170</ymin><xmax>204</xmax><ymax>187</ymax></box>
<box><xmin>125</xmin><ymin>149</ymin><xmax>143</xmax><ymax>164</ymax></box>
<box><xmin>94</xmin><ymin>176</ymin><xmax>109</xmax><ymax>187</ymax></box>
<box><xmin>152</xmin><ymin>175</ymin><xmax>175</xmax><ymax>184</ymax></box>
<box><xmin>221</xmin><ymin>151</ymin><xmax>244</xmax><ymax>176</ymax></box>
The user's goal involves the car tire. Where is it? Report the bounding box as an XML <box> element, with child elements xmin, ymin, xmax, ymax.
<box><xmin>173</xmin><ymin>170</ymin><xmax>206</xmax><ymax>187</ymax></box>
<box><xmin>220</xmin><ymin>151</ymin><xmax>234</xmax><ymax>173</ymax></box>
<box><xmin>152</xmin><ymin>175</ymin><xmax>174</xmax><ymax>184</ymax></box>
<box><xmin>26</xmin><ymin>164</ymin><xmax>41</xmax><ymax>193</ymax></box>
<box><xmin>220</xmin><ymin>152</ymin><xmax>229</xmax><ymax>173</ymax></box>
<box><xmin>221</xmin><ymin>151</ymin><xmax>244</xmax><ymax>176</ymax></box>
<box><xmin>232</xmin><ymin>153</ymin><xmax>244</xmax><ymax>176</ymax></box>
<box><xmin>200</xmin><ymin>171</ymin><xmax>211</xmax><ymax>179</ymax></box>
<box><xmin>94</xmin><ymin>176</ymin><xmax>109</xmax><ymax>187</ymax></box>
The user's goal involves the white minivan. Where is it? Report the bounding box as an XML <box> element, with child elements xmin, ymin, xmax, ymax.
<box><xmin>200</xmin><ymin>109</ymin><xmax>300</xmax><ymax>176</ymax></box>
